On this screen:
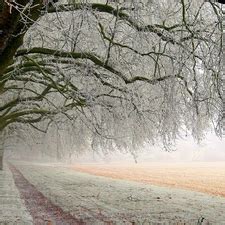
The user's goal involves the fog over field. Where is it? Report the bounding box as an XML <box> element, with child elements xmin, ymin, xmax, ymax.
<box><xmin>73</xmin><ymin>133</ymin><xmax>225</xmax><ymax>164</ymax></box>
<box><xmin>8</xmin><ymin>132</ymin><xmax>224</xmax><ymax>164</ymax></box>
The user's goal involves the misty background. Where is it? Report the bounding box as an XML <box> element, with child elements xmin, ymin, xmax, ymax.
<box><xmin>72</xmin><ymin>133</ymin><xmax>225</xmax><ymax>163</ymax></box>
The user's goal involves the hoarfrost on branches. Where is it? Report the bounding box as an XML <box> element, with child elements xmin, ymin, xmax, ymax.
<box><xmin>0</xmin><ymin>0</ymin><xmax>223</xmax><ymax>158</ymax></box>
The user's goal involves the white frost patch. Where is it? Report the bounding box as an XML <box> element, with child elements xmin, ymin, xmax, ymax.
<box><xmin>0</xmin><ymin>167</ymin><xmax>33</xmax><ymax>225</ymax></box>
<box><xmin>14</xmin><ymin>162</ymin><xmax>225</xmax><ymax>224</ymax></box>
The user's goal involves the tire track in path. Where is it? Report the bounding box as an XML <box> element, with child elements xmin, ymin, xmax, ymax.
<box><xmin>9</xmin><ymin>163</ymin><xmax>85</xmax><ymax>225</ymax></box>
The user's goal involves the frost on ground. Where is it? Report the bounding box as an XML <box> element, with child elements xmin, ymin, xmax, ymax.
<box><xmin>10</xmin><ymin>162</ymin><xmax>225</xmax><ymax>225</ymax></box>
<box><xmin>0</xmin><ymin>166</ymin><xmax>33</xmax><ymax>225</ymax></box>
<box><xmin>9</xmin><ymin>164</ymin><xmax>83</xmax><ymax>225</ymax></box>
<box><xmin>72</xmin><ymin>162</ymin><xmax>225</xmax><ymax>197</ymax></box>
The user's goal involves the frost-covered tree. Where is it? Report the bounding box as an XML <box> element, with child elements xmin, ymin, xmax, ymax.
<box><xmin>0</xmin><ymin>0</ymin><xmax>223</xmax><ymax>169</ymax></box>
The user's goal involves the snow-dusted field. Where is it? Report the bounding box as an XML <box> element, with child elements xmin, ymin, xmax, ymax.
<box><xmin>0</xmin><ymin>166</ymin><xmax>33</xmax><ymax>225</ymax></box>
<box><xmin>72</xmin><ymin>162</ymin><xmax>225</xmax><ymax>197</ymax></box>
<box><xmin>8</xmin><ymin>162</ymin><xmax>225</xmax><ymax>224</ymax></box>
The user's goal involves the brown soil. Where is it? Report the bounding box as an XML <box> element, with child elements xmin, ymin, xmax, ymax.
<box><xmin>72</xmin><ymin>162</ymin><xmax>225</xmax><ymax>198</ymax></box>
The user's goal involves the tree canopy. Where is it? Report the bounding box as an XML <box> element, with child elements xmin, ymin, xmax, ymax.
<box><xmin>0</xmin><ymin>0</ymin><xmax>223</xmax><ymax>164</ymax></box>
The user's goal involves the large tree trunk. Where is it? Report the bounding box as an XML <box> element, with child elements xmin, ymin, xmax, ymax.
<box><xmin>0</xmin><ymin>1</ymin><xmax>43</xmax><ymax>169</ymax></box>
<box><xmin>0</xmin><ymin>156</ymin><xmax>3</xmax><ymax>170</ymax></box>
<box><xmin>0</xmin><ymin>0</ymin><xmax>43</xmax><ymax>76</ymax></box>
<box><xmin>0</xmin><ymin>131</ymin><xmax>4</xmax><ymax>170</ymax></box>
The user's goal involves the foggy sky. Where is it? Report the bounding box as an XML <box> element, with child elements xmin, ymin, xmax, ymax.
<box><xmin>75</xmin><ymin>133</ymin><xmax>225</xmax><ymax>163</ymax></box>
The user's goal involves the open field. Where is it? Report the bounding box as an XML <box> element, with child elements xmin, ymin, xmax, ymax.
<box><xmin>2</xmin><ymin>161</ymin><xmax>225</xmax><ymax>224</ymax></box>
<box><xmin>72</xmin><ymin>162</ymin><xmax>225</xmax><ymax>198</ymax></box>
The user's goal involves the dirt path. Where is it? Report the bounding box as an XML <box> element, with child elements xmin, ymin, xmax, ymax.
<box><xmin>9</xmin><ymin>163</ymin><xmax>84</xmax><ymax>225</ymax></box>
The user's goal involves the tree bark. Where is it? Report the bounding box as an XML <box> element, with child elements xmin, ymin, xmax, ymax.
<box><xmin>0</xmin><ymin>131</ymin><xmax>4</xmax><ymax>170</ymax></box>
<box><xmin>0</xmin><ymin>0</ymin><xmax>43</xmax><ymax>76</ymax></box>
<box><xmin>0</xmin><ymin>156</ymin><xmax>3</xmax><ymax>170</ymax></box>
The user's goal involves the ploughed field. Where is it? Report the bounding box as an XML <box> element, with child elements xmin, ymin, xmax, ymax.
<box><xmin>72</xmin><ymin>162</ymin><xmax>225</xmax><ymax>197</ymax></box>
